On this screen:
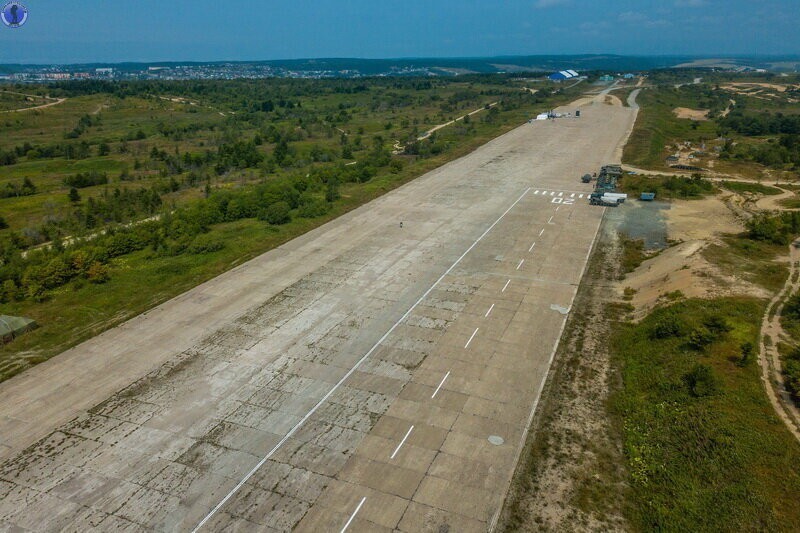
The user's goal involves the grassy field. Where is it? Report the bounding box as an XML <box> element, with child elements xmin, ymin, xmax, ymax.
<box><xmin>622</xmin><ymin>75</ymin><xmax>800</xmax><ymax>180</ymax></box>
<box><xmin>622</xmin><ymin>87</ymin><xmax>719</xmax><ymax>170</ymax></box>
<box><xmin>0</xmin><ymin>76</ymin><xmax>584</xmax><ymax>381</ymax></box>
<box><xmin>720</xmin><ymin>180</ymin><xmax>784</xmax><ymax>195</ymax></box>
<box><xmin>612</xmin><ymin>297</ymin><xmax>800</xmax><ymax>532</ymax></box>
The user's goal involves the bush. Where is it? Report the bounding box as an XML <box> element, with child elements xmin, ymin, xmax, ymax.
<box><xmin>64</xmin><ymin>171</ymin><xmax>108</xmax><ymax>189</ymax></box>
<box><xmin>260</xmin><ymin>201</ymin><xmax>291</xmax><ymax>225</ymax></box>
<box><xmin>688</xmin><ymin>326</ymin><xmax>715</xmax><ymax>350</ymax></box>
<box><xmin>187</xmin><ymin>235</ymin><xmax>224</xmax><ymax>255</ymax></box>
<box><xmin>86</xmin><ymin>261</ymin><xmax>110</xmax><ymax>284</ymax></box>
<box><xmin>683</xmin><ymin>363</ymin><xmax>718</xmax><ymax>397</ymax></box>
<box><xmin>297</xmin><ymin>198</ymin><xmax>329</xmax><ymax>218</ymax></box>
<box><xmin>650</xmin><ymin>314</ymin><xmax>684</xmax><ymax>339</ymax></box>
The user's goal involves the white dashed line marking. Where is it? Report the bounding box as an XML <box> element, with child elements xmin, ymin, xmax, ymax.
<box><xmin>517</xmin><ymin>259</ymin><xmax>525</xmax><ymax>270</ymax></box>
<box><xmin>431</xmin><ymin>371</ymin><xmax>451</xmax><ymax>398</ymax></box>
<box><xmin>190</xmin><ymin>187</ymin><xmax>534</xmax><ymax>532</ymax></box>
<box><xmin>465</xmin><ymin>327</ymin><xmax>479</xmax><ymax>349</ymax></box>
<box><xmin>341</xmin><ymin>497</ymin><xmax>366</xmax><ymax>533</ymax></box>
<box><xmin>547</xmin><ymin>216</ymin><xmax>554</xmax><ymax>224</ymax></box>
<box><xmin>502</xmin><ymin>279</ymin><xmax>511</xmax><ymax>292</ymax></box>
<box><xmin>485</xmin><ymin>303</ymin><xmax>495</xmax><ymax>317</ymax></box>
<box><xmin>539</xmin><ymin>228</ymin><xmax>545</xmax><ymax>236</ymax></box>
<box><xmin>528</xmin><ymin>242</ymin><xmax>536</xmax><ymax>252</ymax></box>
<box><xmin>391</xmin><ymin>426</ymin><xmax>414</xmax><ymax>459</ymax></box>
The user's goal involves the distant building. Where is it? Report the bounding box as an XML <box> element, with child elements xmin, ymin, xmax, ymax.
<box><xmin>624</xmin><ymin>73</ymin><xmax>636</xmax><ymax>79</ymax></box>
<box><xmin>598</xmin><ymin>74</ymin><xmax>615</xmax><ymax>82</ymax></box>
<box><xmin>549</xmin><ymin>70</ymin><xmax>579</xmax><ymax>81</ymax></box>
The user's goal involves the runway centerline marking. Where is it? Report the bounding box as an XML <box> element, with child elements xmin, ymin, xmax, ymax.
<box><xmin>341</xmin><ymin>497</ymin><xmax>366</xmax><ymax>533</ymax></box>
<box><xmin>465</xmin><ymin>327</ymin><xmax>480</xmax><ymax>349</ymax></box>
<box><xmin>539</xmin><ymin>228</ymin><xmax>545</xmax><ymax>236</ymax></box>
<box><xmin>432</xmin><ymin>371</ymin><xmax>451</xmax><ymax>398</ymax></box>
<box><xmin>502</xmin><ymin>279</ymin><xmax>511</xmax><ymax>292</ymax></box>
<box><xmin>547</xmin><ymin>216</ymin><xmax>554</xmax><ymax>224</ymax></box>
<box><xmin>485</xmin><ymin>303</ymin><xmax>495</xmax><ymax>318</ymax></box>
<box><xmin>391</xmin><ymin>426</ymin><xmax>414</xmax><ymax>459</ymax></box>
<box><xmin>189</xmin><ymin>187</ymin><xmax>533</xmax><ymax>532</ymax></box>
<box><xmin>517</xmin><ymin>259</ymin><xmax>525</xmax><ymax>270</ymax></box>
<box><xmin>528</xmin><ymin>242</ymin><xmax>536</xmax><ymax>252</ymax></box>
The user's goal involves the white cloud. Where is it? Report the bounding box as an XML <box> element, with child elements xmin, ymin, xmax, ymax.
<box><xmin>618</xmin><ymin>11</ymin><xmax>670</xmax><ymax>27</ymax></box>
<box><xmin>535</xmin><ymin>0</ymin><xmax>569</xmax><ymax>8</ymax></box>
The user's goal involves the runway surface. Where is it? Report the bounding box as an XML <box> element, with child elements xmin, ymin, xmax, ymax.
<box><xmin>0</xmin><ymin>97</ymin><xmax>637</xmax><ymax>531</ymax></box>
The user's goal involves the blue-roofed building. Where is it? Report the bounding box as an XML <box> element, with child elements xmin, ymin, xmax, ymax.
<box><xmin>549</xmin><ymin>69</ymin><xmax>578</xmax><ymax>81</ymax></box>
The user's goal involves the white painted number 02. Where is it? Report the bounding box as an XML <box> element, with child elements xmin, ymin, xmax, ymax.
<box><xmin>551</xmin><ymin>197</ymin><xmax>574</xmax><ymax>205</ymax></box>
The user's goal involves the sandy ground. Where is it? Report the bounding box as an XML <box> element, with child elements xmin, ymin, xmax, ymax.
<box><xmin>0</xmin><ymin>100</ymin><xmax>637</xmax><ymax>531</ymax></box>
<box><xmin>723</xmin><ymin>83</ymin><xmax>794</xmax><ymax>93</ymax></box>
<box><xmin>618</xmin><ymin>195</ymin><xmax>771</xmax><ymax>317</ymax></box>
<box><xmin>673</xmin><ymin>107</ymin><xmax>709</xmax><ymax>120</ymax></box>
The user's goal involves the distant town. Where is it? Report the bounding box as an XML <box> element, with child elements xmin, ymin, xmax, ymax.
<box><xmin>0</xmin><ymin>55</ymin><xmax>792</xmax><ymax>83</ymax></box>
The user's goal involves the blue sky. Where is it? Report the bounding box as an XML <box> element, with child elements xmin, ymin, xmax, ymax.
<box><xmin>0</xmin><ymin>0</ymin><xmax>798</xmax><ymax>64</ymax></box>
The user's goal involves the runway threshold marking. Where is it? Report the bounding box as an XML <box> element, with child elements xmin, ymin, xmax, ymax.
<box><xmin>341</xmin><ymin>497</ymin><xmax>366</xmax><ymax>533</ymax></box>
<box><xmin>465</xmin><ymin>327</ymin><xmax>480</xmax><ymax>349</ymax></box>
<box><xmin>485</xmin><ymin>303</ymin><xmax>495</xmax><ymax>318</ymax></box>
<box><xmin>391</xmin><ymin>426</ymin><xmax>414</xmax><ymax>459</ymax></box>
<box><xmin>190</xmin><ymin>187</ymin><xmax>533</xmax><ymax>532</ymax></box>
<box><xmin>431</xmin><ymin>371</ymin><xmax>451</xmax><ymax>398</ymax></box>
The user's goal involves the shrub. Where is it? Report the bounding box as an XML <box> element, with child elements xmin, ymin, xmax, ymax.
<box><xmin>650</xmin><ymin>314</ymin><xmax>684</xmax><ymax>339</ymax></box>
<box><xmin>260</xmin><ymin>201</ymin><xmax>291</xmax><ymax>225</ymax></box>
<box><xmin>683</xmin><ymin>363</ymin><xmax>718</xmax><ymax>397</ymax></box>
<box><xmin>187</xmin><ymin>235</ymin><xmax>224</xmax><ymax>254</ymax></box>
<box><xmin>297</xmin><ymin>198</ymin><xmax>329</xmax><ymax>218</ymax></box>
<box><xmin>688</xmin><ymin>327</ymin><xmax>716</xmax><ymax>351</ymax></box>
<box><xmin>86</xmin><ymin>261</ymin><xmax>110</xmax><ymax>284</ymax></box>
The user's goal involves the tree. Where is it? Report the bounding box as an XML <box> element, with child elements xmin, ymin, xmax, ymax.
<box><xmin>325</xmin><ymin>179</ymin><xmax>340</xmax><ymax>202</ymax></box>
<box><xmin>68</xmin><ymin>187</ymin><xmax>81</xmax><ymax>203</ymax></box>
<box><xmin>0</xmin><ymin>215</ymin><xmax>7</xmax><ymax>229</ymax></box>
<box><xmin>98</xmin><ymin>142</ymin><xmax>111</xmax><ymax>156</ymax></box>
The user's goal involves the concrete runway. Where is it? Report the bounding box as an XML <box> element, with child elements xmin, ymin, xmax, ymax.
<box><xmin>0</xmin><ymin>97</ymin><xmax>637</xmax><ymax>532</ymax></box>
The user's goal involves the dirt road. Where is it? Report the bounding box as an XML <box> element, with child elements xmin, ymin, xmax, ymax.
<box><xmin>0</xmin><ymin>97</ymin><xmax>637</xmax><ymax>531</ymax></box>
<box><xmin>0</xmin><ymin>91</ymin><xmax>66</xmax><ymax>113</ymax></box>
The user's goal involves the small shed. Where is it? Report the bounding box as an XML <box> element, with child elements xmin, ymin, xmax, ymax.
<box><xmin>0</xmin><ymin>315</ymin><xmax>38</xmax><ymax>344</ymax></box>
<box><xmin>640</xmin><ymin>192</ymin><xmax>656</xmax><ymax>201</ymax></box>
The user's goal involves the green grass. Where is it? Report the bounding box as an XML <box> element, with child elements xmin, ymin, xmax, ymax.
<box><xmin>721</xmin><ymin>180</ymin><xmax>783</xmax><ymax>195</ymax></box>
<box><xmin>618</xmin><ymin>173</ymin><xmax>716</xmax><ymax>200</ymax></box>
<box><xmin>620</xmin><ymin>236</ymin><xmax>646</xmax><ymax>274</ymax></box>
<box><xmin>611</xmin><ymin>297</ymin><xmax>800</xmax><ymax>532</ymax></box>
<box><xmin>703</xmin><ymin>236</ymin><xmax>789</xmax><ymax>293</ymax></box>
<box><xmin>622</xmin><ymin>88</ymin><xmax>719</xmax><ymax>170</ymax></box>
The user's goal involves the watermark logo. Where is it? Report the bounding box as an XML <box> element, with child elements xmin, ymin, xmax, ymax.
<box><xmin>1</xmin><ymin>2</ymin><xmax>28</xmax><ymax>28</ymax></box>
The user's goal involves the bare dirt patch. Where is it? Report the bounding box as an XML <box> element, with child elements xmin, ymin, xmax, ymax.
<box><xmin>673</xmin><ymin>107</ymin><xmax>709</xmax><ymax>121</ymax></box>
<box><xmin>617</xmin><ymin>195</ymin><xmax>771</xmax><ymax>317</ymax></box>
